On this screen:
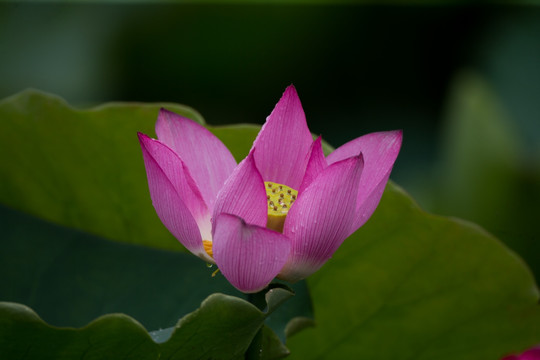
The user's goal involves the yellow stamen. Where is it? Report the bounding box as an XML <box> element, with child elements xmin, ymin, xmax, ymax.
<box><xmin>265</xmin><ymin>181</ymin><xmax>298</xmax><ymax>232</ymax></box>
<box><xmin>203</xmin><ymin>239</ymin><xmax>213</xmax><ymax>258</ymax></box>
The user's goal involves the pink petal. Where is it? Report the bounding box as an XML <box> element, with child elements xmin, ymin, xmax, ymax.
<box><xmin>138</xmin><ymin>133</ymin><xmax>212</xmax><ymax>261</ymax></box>
<box><xmin>280</xmin><ymin>154</ymin><xmax>364</xmax><ymax>282</ymax></box>
<box><xmin>213</xmin><ymin>213</ymin><xmax>291</xmax><ymax>293</ymax></box>
<box><xmin>298</xmin><ymin>137</ymin><xmax>327</xmax><ymax>194</ymax></box>
<box><xmin>502</xmin><ymin>347</ymin><xmax>540</xmax><ymax>360</ymax></box>
<box><xmin>251</xmin><ymin>85</ymin><xmax>314</xmax><ymax>189</ymax></box>
<box><xmin>212</xmin><ymin>152</ymin><xmax>267</xmax><ymax>230</ymax></box>
<box><xmin>326</xmin><ymin>130</ymin><xmax>402</xmax><ymax>230</ymax></box>
<box><xmin>156</xmin><ymin>109</ymin><xmax>237</xmax><ymax>211</ymax></box>
<box><xmin>521</xmin><ymin>347</ymin><xmax>540</xmax><ymax>360</ymax></box>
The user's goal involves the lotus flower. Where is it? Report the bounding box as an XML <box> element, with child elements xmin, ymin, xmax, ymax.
<box><xmin>138</xmin><ymin>85</ymin><xmax>402</xmax><ymax>293</ymax></box>
<box><xmin>502</xmin><ymin>346</ymin><xmax>540</xmax><ymax>360</ymax></box>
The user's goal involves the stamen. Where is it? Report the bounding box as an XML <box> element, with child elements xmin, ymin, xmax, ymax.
<box><xmin>203</xmin><ymin>239</ymin><xmax>213</xmax><ymax>258</ymax></box>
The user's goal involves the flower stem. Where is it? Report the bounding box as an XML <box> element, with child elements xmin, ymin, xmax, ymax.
<box><xmin>247</xmin><ymin>289</ymin><xmax>268</xmax><ymax>311</ymax></box>
<box><xmin>244</xmin><ymin>287</ymin><xmax>269</xmax><ymax>359</ymax></box>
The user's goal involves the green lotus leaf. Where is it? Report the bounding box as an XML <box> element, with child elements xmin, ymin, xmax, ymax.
<box><xmin>0</xmin><ymin>288</ymin><xmax>294</xmax><ymax>360</ymax></box>
<box><xmin>286</xmin><ymin>184</ymin><xmax>540</xmax><ymax>359</ymax></box>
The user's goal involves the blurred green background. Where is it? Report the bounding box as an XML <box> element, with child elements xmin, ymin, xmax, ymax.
<box><xmin>1</xmin><ymin>2</ymin><xmax>539</xmax><ymax>280</ymax></box>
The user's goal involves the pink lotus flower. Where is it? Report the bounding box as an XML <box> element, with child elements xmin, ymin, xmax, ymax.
<box><xmin>502</xmin><ymin>346</ymin><xmax>540</xmax><ymax>360</ymax></box>
<box><xmin>138</xmin><ymin>85</ymin><xmax>402</xmax><ymax>293</ymax></box>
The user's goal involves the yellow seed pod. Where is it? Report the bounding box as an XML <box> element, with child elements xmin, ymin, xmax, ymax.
<box><xmin>265</xmin><ymin>181</ymin><xmax>298</xmax><ymax>233</ymax></box>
